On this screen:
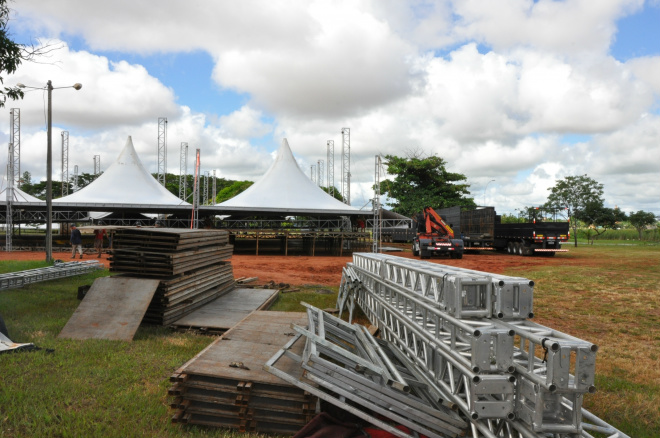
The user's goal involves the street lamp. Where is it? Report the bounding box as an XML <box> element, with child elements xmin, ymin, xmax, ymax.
<box><xmin>17</xmin><ymin>81</ymin><xmax>82</xmax><ymax>262</ymax></box>
<box><xmin>483</xmin><ymin>179</ymin><xmax>495</xmax><ymax>207</ymax></box>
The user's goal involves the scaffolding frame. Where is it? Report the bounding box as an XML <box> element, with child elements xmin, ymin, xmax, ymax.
<box><xmin>341</xmin><ymin>127</ymin><xmax>350</xmax><ymax>204</ymax></box>
<box><xmin>179</xmin><ymin>142</ymin><xmax>188</xmax><ymax>201</ymax></box>
<box><xmin>327</xmin><ymin>140</ymin><xmax>334</xmax><ymax>198</ymax></box>
<box><xmin>157</xmin><ymin>117</ymin><xmax>167</xmax><ymax>186</ymax></box>
<box><xmin>61</xmin><ymin>131</ymin><xmax>69</xmax><ymax>197</ymax></box>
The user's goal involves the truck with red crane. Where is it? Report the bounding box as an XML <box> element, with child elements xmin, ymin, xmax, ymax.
<box><xmin>411</xmin><ymin>206</ymin><xmax>464</xmax><ymax>259</ymax></box>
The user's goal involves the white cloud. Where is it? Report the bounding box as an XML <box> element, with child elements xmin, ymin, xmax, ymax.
<box><xmin>4</xmin><ymin>1</ymin><xmax>659</xmax><ymax>215</ymax></box>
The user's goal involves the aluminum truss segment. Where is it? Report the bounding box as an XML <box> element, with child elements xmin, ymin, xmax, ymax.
<box><xmin>326</xmin><ymin>140</ymin><xmax>334</xmax><ymax>197</ymax></box>
<box><xmin>9</xmin><ymin>108</ymin><xmax>20</xmax><ymax>187</ymax></box>
<box><xmin>61</xmin><ymin>131</ymin><xmax>69</xmax><ymax>196</ymax></box>
<box><xmin>0</xmin><ymin>261</ymin><xmax>104</xmax><ymax>291</ymax></box>
<box><xmin>179</xmin><ymin>142</ymin><xmax>188</xmax><ymax>201</ymax></box>
<box><xmin>157</xmin><ymin>117</ymin><xmax>167</xmax><ymax>186</ymax></box>
<box><xmin>341</xmin><ymin>127</ymin><xmax>350</xmax><ymax>205</ymax></box>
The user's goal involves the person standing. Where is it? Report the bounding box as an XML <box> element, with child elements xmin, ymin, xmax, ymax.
<box><xmin>93</xmin><ymin>229</ymin><xmax>106</xmax><ymax>258</ymax></box>
<box><xmin>70</xmin><ymin>225</ymin><xmax>83</xmax><ymax>259</ymax></box>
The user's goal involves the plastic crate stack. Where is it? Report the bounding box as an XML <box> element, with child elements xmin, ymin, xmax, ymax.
<box><xmin>336</xmin><ymin>253</ymin><xmax>628</xmax><ymax>438</ymax></box>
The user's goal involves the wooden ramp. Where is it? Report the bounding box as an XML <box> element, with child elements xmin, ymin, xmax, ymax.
<box><xmin>170</xmin><ymin>311</ymin><xmax>316</xmax><ymax>435</ymax></box>
<box><xmin>171</xmin><ymin>288</ymin><xmax>278</xmax><ymax>333</ymax></box>
<box><xmin>58</xmin><ymin>277</ymin><xmax>160</xmax><ymax>341</ymax></box>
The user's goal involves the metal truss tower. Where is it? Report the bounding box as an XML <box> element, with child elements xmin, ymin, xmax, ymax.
<box><xmin>73</xmin><ymin>165</ymin><xmax>79</xmax><ymax>191</ymax></box>
<box><xmin>326</xmin><ymin>140</ymin><xmax>334</xmax><ymax>198</ymax></box>
<box><xmin>157</xmin><ymin>117</ymin><xmax>167</xmax><ymax>187</ymax></box>
<box><xmin>9</xmin><ymin>109</ymin><xmax>20</xmax><ymax>187</ymax></box>
<box><xmin>6</xmin><ymin>143</ymin><xmax>14</xmax><ymax>251</ymax></box>
<box><xmin>203</xmin><ymin>171</ymin><xmax>210</xmax><ymax>205</ymax></box>
<box><xmin>341</xmin><ymin>127</ymin><xmax>350</xmax><ymax>205</ymax></box>
<box><xmin>212</xmin><ymin>170</ymin><xmax>217</xmax><ymax>204</ymax></box>
<box><xmin>179</xmin><ymin>142</ymin><xmax>188</xmax><ymax>201</ymax></box>
<box><xmin>61</xmin><ymin>131</ymin><xmax>69</xmax><ymax>196</ymax></box>
<box><xmin>93</xmin><ymin>155</ymin><xmax>100</xmax><ymax>175</ymax></box>
<box><xmin>191</xmin><ymin>149</ymin><xmax>200</xmax><ymax>228</ymax></box>
<box><xmin>317</xmin><ymin>159</ymin><xmax>324</xmax><ymax>187</ymax></box>
<box><xmin>373</xmin><ymin>155</ymin><xmax>382</xmax><ymax>253</ymax></box>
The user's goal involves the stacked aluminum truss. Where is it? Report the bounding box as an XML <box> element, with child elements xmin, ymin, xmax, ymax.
<box><xmin>333</xmin><ymin>253</ymin><xmax>628</xmax><ymax>438</ymax></box>
<box><xmin>0</xmin><ymin>260</ymin><xmax>104</xmax><ymax>291</ymax></box>
<box><xmin>265</xmin><ymin>302</ymin><xmax>468</xmax><ymax>438</ymax></box>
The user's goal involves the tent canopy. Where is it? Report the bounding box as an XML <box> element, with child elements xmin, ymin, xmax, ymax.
<box><xmin>54</xmin><ymin>136</ymin><xmax>188</xmax><ymax>206</ymax></box>
<box><xmin>216</xmin><ymin>139</ymin><xmax>363</xmax><ymax>216</ymax></box>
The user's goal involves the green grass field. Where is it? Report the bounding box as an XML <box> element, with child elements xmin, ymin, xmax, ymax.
<box><xmin>1</xmin><ymin>246</ymin><xmax>658</xmax><ymax>437</ymax></box>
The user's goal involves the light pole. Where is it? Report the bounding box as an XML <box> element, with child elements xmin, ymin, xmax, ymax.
<box><xmin>483</xmin><ymin>179</ymin><xmax>495</xmax><ymax>207</ymax></box>
<box><xmin>17</xmin><ymin>81</ymin><xmax>82</xmax><ymax>262</ymax></box>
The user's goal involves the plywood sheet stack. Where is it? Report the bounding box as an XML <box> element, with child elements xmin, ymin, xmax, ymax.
<box><xmin>109</xmin><ymin>228</ymin><xmax>235</xmax><ymax>325</ymax></box>
<box><xmin>169</xmin><ymin>311</ymin><xmax>317</xmax><ymax>435</ymax></box>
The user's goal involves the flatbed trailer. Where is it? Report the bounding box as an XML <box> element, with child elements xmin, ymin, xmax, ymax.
<box><xmin>436</xmin><ymin>206</ymin><xmax>569</xmax><ymax>256</ymax></box>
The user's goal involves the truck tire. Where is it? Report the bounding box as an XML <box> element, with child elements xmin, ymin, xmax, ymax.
<box><xmin>515</xmin><ymin>242</ymin><xmax>523</xmax><ymax>256</ymax></box>
<box><xmin>507</xmin><ymin>242</ymin><xmax>514</xmax><ymax>254</ymax></box>
<box><xmin>522</xmin><ymin>245</ymin><xmax>534</xmax><ymax>256</ymax></box>
<box><xmin>412</xmin><ymin>242</ymin><xmax>420</xmax><ymax>256</ymax></box>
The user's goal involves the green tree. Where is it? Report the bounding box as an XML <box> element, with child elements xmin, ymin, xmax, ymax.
<box><xmin>379</xmin><ymin>154</ymin><xmax>475</xmax><ymax>217</ymax></box>
<box><xmin>544</xmin><ymin>174</ymin><xmax>604</xmax><ymax>247</ymax></box>
<box><xmin>576</xmin><ymin>202</ymin><xmax>626</xmax><ymax>241</ymax></box>
<box><xmin>628</xmin><ymin>210</ymin><xmax>657</xmax><ymax>240</ymax></box>
<box><xmin>320</xmin><ymin>186</ymin><xmax>344</xmax><ymax>203</ymax></box>
<box><xmin>216</xmin><ymin>180</ymin><xmax>254</xmax><ymax>203</ymax></box>
<box><xmin>0</xmin><ymin>1</ymin><xmax>55</xmax><ymax>107</ymax></box>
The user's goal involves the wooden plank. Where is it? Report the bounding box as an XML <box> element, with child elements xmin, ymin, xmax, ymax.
<box><xmin>179</xmin><ymin>311</ymin><xmax>307</xmax><ymax>385</ymax></box>
<box><xmin>58</xmin><ymin>277</ymin><xmax>160</xmax><ymax>341</ymax></box>
<box><xmin>171</xmin><ymin>288</ymin><xmax>278</xmax><ymax>330</ymax></box>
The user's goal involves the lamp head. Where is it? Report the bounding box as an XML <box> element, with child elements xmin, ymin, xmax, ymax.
<box><xmin>17</xmin><ymin>83</ymin><xmax>25</xmax><ymax>88</ymax></box>
<box><xmin>73</xmin><ymin>83</ymin><xmax>82</xmax><ymax>90</ymax></box>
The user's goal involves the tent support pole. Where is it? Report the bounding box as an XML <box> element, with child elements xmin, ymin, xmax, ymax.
<box><xmin>256</xmin><ymin>231</ymin><xmax>259</xmax><ymax>256</ymax></box>
<box><xmin>285</xmin><ymin>231</ymin><xmax>288</xmax><ymax>256</ymax></box>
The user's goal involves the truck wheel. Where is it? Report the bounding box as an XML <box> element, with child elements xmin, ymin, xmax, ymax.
<box><xmin>515</xmin><ymin>242</ymin><xmax>523</xmax><ymax>255</ymax></box>
<box><xmin>507</xmin><ymin>242</ymin><xmax>514</xmax><ymax>254</ymax></box>
<box><xmin>522</xmin><ymin>245</ymin><xmax>534</xmax><ymax>256</ymax></box>
<box><xmin>412</xmin><ymin>243</ymin><xmax>420</xmax><ymax>256</ymax></box>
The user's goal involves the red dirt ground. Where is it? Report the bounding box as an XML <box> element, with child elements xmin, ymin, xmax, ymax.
<box><xmin>0</xmin><ymin>248</ymin><xmax>580</xmax><ymax>286</ymax></box>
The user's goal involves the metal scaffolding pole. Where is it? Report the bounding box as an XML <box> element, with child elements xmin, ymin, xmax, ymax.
<box><xmin>191</xmin><ymin>149</ymin><xmax>200</xmax><ymax>228</ymax></box>
<box><xmin>61</xmin><ymin>131</ymin><xmax>69</xmax><ymax>196</ymax></box>
<box><xmin>157</xmin><ymin>117</ymin><xmax>167</xmax><ymax>186</ymax></box>
<box><xmin>341</xmin><ymin>127</ymin><xmax>350</xmax><ymax>204</ymax></box>
<box><xmin>9</xmin><ymin>108</ymin><xmax>20</xmax><ymax>187</ymax></box>
<box><xmin>93</xmin><ymin>155</ymin><xmax>100</xmax><ymax>176</ymax></box>
<box><xmin>5</xmin><ymin>145</ymin><xmax>14</xmax><ymax>251</ymax></box>
<box><xmin>73</xmin><ymin>165</ymin><xmax>79</xmax><ymax>192</ymax></box>
<box><xmin>203</xmin><ymin>171</ymin><xmax>209</xmax><ymax>205</ymax></box>
<box><xmin>179</xmin><ymin>142</ymin><xmax>188</xmax><ymax>201</ymax></box>
<box><xmin>212</xmin><ymin>169</ymin><xmax>217</xmax><ymax>203</ymax></box>
<box><xmin>327</xmin><ymin>140</ymin><xmax>335</xmax><ymax>198</ymax></box>
<box><xmin>317</xmin><ymin>159</ymin><xmax>324</xmax><ymax>187</ymax></box>
<box><xmin>373</xmin><ymin>155</ymin><xmax>382</xmax><ymax>253</ymax></box>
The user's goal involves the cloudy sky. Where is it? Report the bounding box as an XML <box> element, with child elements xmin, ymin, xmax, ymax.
<box><xmin>2</xmin><ymin>0</ymin><xmax>659</xmax><ymax>216</ymax></box>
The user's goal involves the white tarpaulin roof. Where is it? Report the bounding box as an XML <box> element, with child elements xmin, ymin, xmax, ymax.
<box><xmin>0</xmin><ymin>180</ymin><xmax>43</xmax><ymax>203</ymax></box>
<box><xmin>54</xmin><ymin>136</ymin><xmax>189</xmax><ymax>206</ymax></box>
<box><xmin>216</xmin><ymin>139</ymin><xmax>361</xmax><ymax>215</ymax></box>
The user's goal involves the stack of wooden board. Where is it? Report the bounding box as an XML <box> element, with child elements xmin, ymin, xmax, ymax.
<box><xmin>169</xmin><ymin>311</ymin><xmax>317</xmax><ymax>435</ymax></box>
<box><xmin>110</xmin><ymin>228</ymin><xmax>235</xmax><ymax>325</ymax></box>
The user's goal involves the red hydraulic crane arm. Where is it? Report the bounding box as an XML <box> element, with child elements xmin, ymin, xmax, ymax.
<box><xmin>423</xmin><ymin>207</ymin><xmax>455</xmax><ymax>238</ymax></box>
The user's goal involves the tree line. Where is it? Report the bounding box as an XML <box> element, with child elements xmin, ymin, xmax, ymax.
<box><xmin>378</xmin><ymin>154</ymin><xmax>657</xmax><ymax>245</ymax></box>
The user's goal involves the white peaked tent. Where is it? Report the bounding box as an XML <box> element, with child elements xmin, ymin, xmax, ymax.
<box><xmin>216</xmin><ymin>139</ymin><xmax>361</xmax><ymax>216</ymax></box>
<box><xmin>0</xmin><ymin>180</ymin><xmax>43</xmax><ymax>203</ymax></box>
<box><xmin>54</xmin><ymin>136</ymin><xmax>189</xmax><ymax>206</ymax></box>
